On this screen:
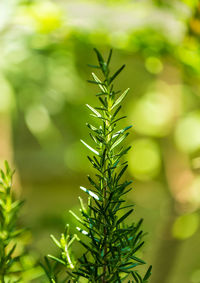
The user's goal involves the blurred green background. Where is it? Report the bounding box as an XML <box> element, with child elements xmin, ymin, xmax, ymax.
<box><xmin>1</xmin><ymin>0</ymin><xmax>200</xmax><ymax>282</ymax></box>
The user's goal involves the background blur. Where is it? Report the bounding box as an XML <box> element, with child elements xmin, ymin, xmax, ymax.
<box><xmin>1</xmin><ymin>0</ymin><xmax>200</xmax><ymax>282</ymax></box>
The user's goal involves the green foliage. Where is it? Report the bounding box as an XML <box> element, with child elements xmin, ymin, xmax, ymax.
<box><xmin>0</xmin><ymin>161</ymin><xmax>24</xmax><ymax>282</ymax></box>
<box><xmin>44</xmin><ymin>49</ymin><xmax>152</xmax><ymax>282</ymax></box>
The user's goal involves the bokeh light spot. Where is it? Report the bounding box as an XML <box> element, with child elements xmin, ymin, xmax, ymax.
<box><xmin>175</xmin><ymin>111</ymin><xmax>200</xmax><ymax>154</ymax></box>
<box><xmin>29</xmin><ymin>1</ymin><xmax>63</xmax><ymax>34</ymax></box>
<box><xmin>128</xmin><ymin>138</ymin><xmax>161</xmax><ymax>181</ymax></box>
<box><xmin>172</xmin><ymin>213</ymin><xmax>199</xmax><ymax>240</ymax></box>
<box><xmin>145</xmin><ymin>57</ymin><xmax>163</xmax><ymax>74</ymax></box>
<box><xmin>25</xmin><ymin>105</ymin><xmax>50</xmax><ymax>134</ymax></box>
<box><xmin>132</xmin><ymin>91</ymin><xmax>174</xmax><ymax>137</ymax></box>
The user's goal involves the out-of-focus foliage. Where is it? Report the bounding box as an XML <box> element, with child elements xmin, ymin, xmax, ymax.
<box><xmin>0</xmin><ymin>161</ymin><xmax>42</xmax><ymax>282</ymax></box>
<box><xmin>0</xmin><ymin>0</ymin><xmax>200</xmax><ymax>282</ymax></box>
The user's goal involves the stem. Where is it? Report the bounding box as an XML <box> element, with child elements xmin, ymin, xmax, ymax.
<box><xmin>102</xmin><ymin>165</ymin><xmax>107</xmax><ymax>283</ymax></box>
<box><xmin>102</xmin><ymin>125</ymin><xmax>108</xmax><ymax>279</ymax></box>
<box><xmin>102</xmin><ymin>83</ymin><xmax>112</xmax><ymax>283</ymax></box>
<box><xmin>65</xmin><ymin>245</ymin><xmax>74</xmax><ymax>269</ymax></box>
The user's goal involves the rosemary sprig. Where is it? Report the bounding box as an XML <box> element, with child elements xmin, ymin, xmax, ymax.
<box><xmin>44</xmin><ymin>49</ymin><xmax>152</xmax><ymax>283</ymax></box>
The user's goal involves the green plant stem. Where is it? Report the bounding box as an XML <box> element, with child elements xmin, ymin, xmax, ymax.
<box><xmin>102</xmin><ymin>181</ymin><xmax>107</xmax><ymax>283</ymax></box>
<box><xmin>102</xmin><ymin>85</ymin><xmax>111</xmax><ymax>283</ymax></box>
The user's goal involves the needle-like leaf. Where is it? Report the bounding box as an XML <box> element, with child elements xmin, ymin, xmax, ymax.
<box><xmin>80</xmin><ymin>140</ymin><xmax>100</xmax><ymax>155</ymax></box>
<box><xmin>111</xmin><ymin>88</ymin><xmax>130</xmax><ymax>110</ymax></box>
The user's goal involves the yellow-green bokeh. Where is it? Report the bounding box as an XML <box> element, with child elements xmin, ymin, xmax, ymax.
<box><xmin>172</xmin><ymin>213</ymin><xmax>199</xmax><ymax>240</ymax></box>
<box><xmin>128</xmin><ymin>138</ymin><xmax>161</xmax><ymax>181</ymax></box>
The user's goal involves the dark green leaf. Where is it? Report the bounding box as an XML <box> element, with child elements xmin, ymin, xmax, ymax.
<box><xmin>116</xmin><ymin>209</ymin><xmax>133</xmax><ymax>226</ymax></box>
<box><xmin>107</xmin><ymin>49</ymin><xmax>113</xmax><ymax>66</ymax></box>
<box><xmin>116</xmin><ymin>165</ymin><xmax>128</xmax><ymax>183</ymax></box>
<box><xmin>143</xmin><ymin>266</ymin><xmax>152</xmax><ymax>281</ymax></box>
<box><xmin>94</xmin><ymin>48</ymin><xmax>104</xmax><ymax>66</ymax></box>
<box><xmin>109</xmin><ymin>64</ymin><xmax>125</xmax><ymax>84</ymax></box>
